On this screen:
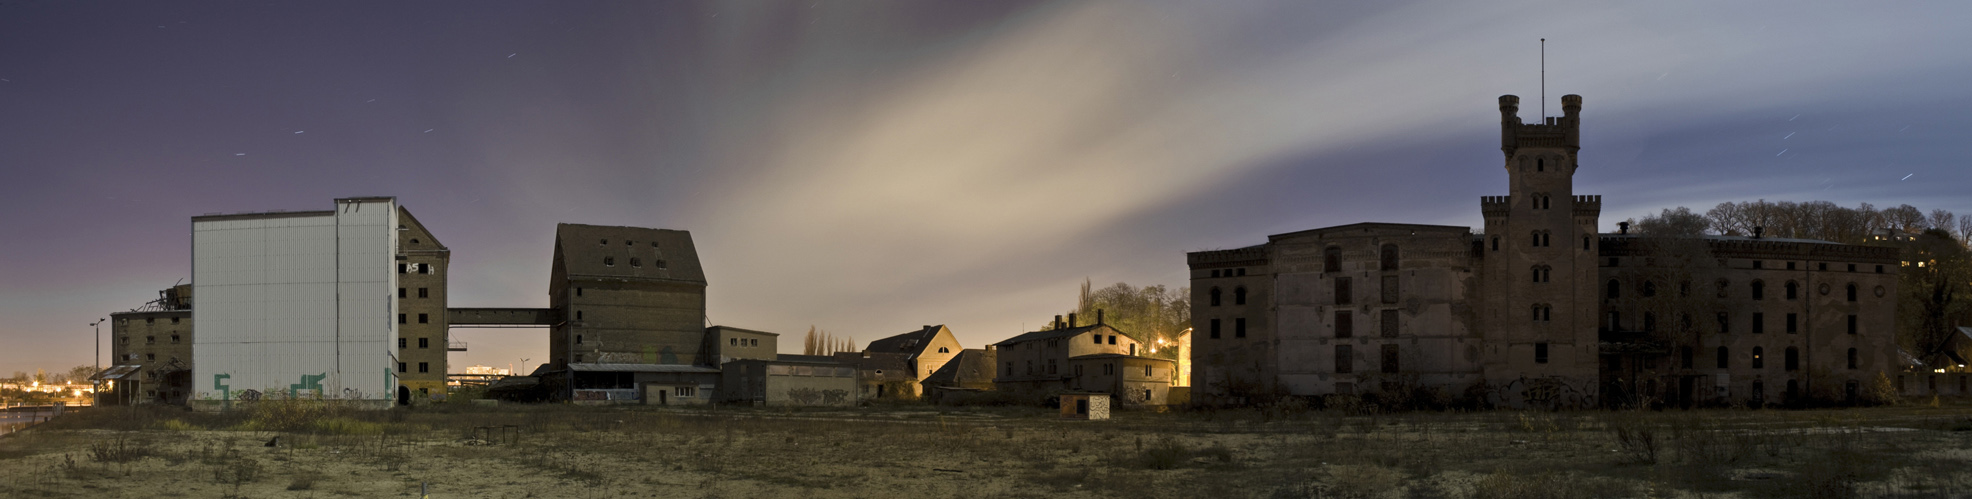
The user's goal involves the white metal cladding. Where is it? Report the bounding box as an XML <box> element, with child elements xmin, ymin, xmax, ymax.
<box><xmin>193</xmin><ymin>199</ymin><xmax>399</xmax><ymax>402</ymax></box>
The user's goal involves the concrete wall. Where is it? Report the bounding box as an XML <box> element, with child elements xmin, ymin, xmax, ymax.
<box><xmin>108</xmin><ymin>310</ymin><xmax>193</xmax><ymax>404</ymax></box>
<box><xmin>193</xmin><ymin>198</ymin><xmax>398</xmax><ymax>405</ymax></box>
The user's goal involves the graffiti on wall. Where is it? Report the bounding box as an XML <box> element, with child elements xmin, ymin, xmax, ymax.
<box><xmin>785</xmin><ymin>388</ymin><xmax>850</xmax><ymax>405</ymax></box>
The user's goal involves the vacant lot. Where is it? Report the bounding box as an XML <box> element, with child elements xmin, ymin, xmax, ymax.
<box><xmin>2</xmin><ymin>401</ymin><xmax>1970</xmax><ymax>498</ymax></box>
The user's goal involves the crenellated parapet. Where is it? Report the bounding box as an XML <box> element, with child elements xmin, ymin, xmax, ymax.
<box><xmin>1500</xmin><ymin>94</ymin><xmax>1581</xmax><ymax>157</ymax></box>
<box><xmin>1481</xmin><ymin>195</ymin><xmax>1512</xmax><ymax>217</ymax></box>
<box><xmin>1187</xmin><ymin>245</ymin><xmax>1268</xmax><ymax>268</ymax></box>
<box><xmin>1572</xmin><ymin>195</ymin><xmax>1601</xmax><ymax>217</ymax></box>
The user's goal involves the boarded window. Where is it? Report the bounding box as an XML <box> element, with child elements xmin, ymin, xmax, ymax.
<box><xmin>1335</xmin><ymin>345</ymin><xmax>1352</xmax><ymax>374</ymax></box>
<box><xmin>1335</xmin><ymin>311</ymin><xmax>1352</xmax><ymax>339</ymax></box>
<box><xmin>1381</xmin><ymin>344</ymin><xmax>1400</xmax><ymax>374</ymax></box>
<box><xmin>1335</xmin><ymin>277</ymin><xmax>1352</xmax><ymax>305</ymax></box>
<box><xmin>1324</xmin><ymin>246</ymin><xmax>1341</xmax><ymax>272</ymax></box>
<box><xmin>1380</xmin><ymin>244</ymin><xmax>1399</xmax><ymax>271</ymax></box>
<box><xmin>1381</xmin><ymin>275</ymin><xmax>1398</xmax><ymax>304</ymax></box>
<box><xmin>1380</xmin><ymin>309</ymin><xmax>1398</xmax><ymax>338</ymax></box>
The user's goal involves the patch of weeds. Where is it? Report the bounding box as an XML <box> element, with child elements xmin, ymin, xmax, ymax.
<box><xmin>1324</xmin><ymin>464</ymin><xmax>1405</xmax><ymax>499</ymax></box>
<box><xmin>287</xmin><ymin>469</ymin><xmax>322</xmax><ymax>490</ymax></box>
<box><xmin>1134</xmin><ymin>438</ymin><xmax>1190</xmax><ymax>470</ymax></box>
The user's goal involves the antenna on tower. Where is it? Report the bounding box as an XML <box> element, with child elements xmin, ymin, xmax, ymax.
<box><xmin>1540</xmin><ymin>38</ymin><xmax>1546</xmax><ymax>119</ymax></box>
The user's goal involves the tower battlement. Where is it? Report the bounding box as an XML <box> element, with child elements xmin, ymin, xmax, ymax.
<box><xmin>1481</xmin><ymin>195</ymin><xmax>1512</xmax><ymax>217</ymax></box>
<box><xmin>1499</xmin><ymin>94</ymin><xmax>1581</xmax><ymax>156</ymax></box>
<box><xmin>1572</xmin><ymin>195</ymin><xmax>1601</xmax><ymax>217</ymax></box>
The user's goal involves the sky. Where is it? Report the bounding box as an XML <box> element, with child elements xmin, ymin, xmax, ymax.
<box><xmin>3</xmin><ymin>1</ymin><xmax>1970</xmax><ymax>376</ymax></box>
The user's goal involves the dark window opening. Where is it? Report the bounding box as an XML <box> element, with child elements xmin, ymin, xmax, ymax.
<box><xmin>1785</xmin><ymin>347</ymin><xmax>1800</xmax><ymax>371</ymax></box>
<box><xmin>1234</xmin><ymin>319</ymin><xmax>1246</xmax><ymax>338</ymax></box>
<box><xmin>1717</xmin><ymin>347</ymin><xmax>1730</xmax><ymax>369</ymax></box>
<box><xmin>1335</xmin><ymin>277</ymin><xmax>1352</xmax><ymax>305</ymax></box>
<box><xmin>1750</xmin><ymin>280</ymin><xmax>1765</xmax><ymax>300</ymax></box>
<box><xmin>397</xmin><ymin>314</ymin><xmax>406</xmax><ymax>324</ymax></box>
<box><xmin>1785</xmin><ymin>313</ymin><xmax>1797</xmax><ymax>334</ymax></box>
<box><xmin>604</xmin><ymin>257</ymin><xmax>615</xmax><ymax>267</ymax></box>
<box><xmin>1335</xmin><ymin>345</ymin><xmax>1352</xmax><ymax>374</ymax></box>
<box><xmin>1680</xmin><ymin>346</ymin><xmax>1693</xmax><ymax>369</ymax></box>
<box><xmin>1210</xmin><ymin>287</ymin><xmax>1222</xmax><ymax>306</ymax></box>
<box><xmin>1382</xmin><ymin>344</ymin><xmax>1400</xmax><ymax>374</ymax></box>
<box><xmin>1848</xmin><ymin>348</ymin><xmax>1858</xmax><ymax>369</ymax></box>
<box><xmin>1380</xmin><ymin>244</ymin><xmax>1399</xmax><ymax>271</ymax></box>
<box><xmin>418</xmin><ymin>287</ymin><xmax>428</xmax><ymax>298</ymax></box>
<box><xmin>1335</xmin><ymin>311</ymin><xmax>1352</xmax><ymax>339</ymax></box>
<box><xmin>1753</xmin><ymin>347</ymin><xmax>1765</xmax><ymax>369</ymax></box>
<box><xmin>1234</xmin><ymin>287</ymin><xmax>1248</xmax><ymax>305</ymax></box>
<box><xmin>398</xmin><ymin>288</ymin><xmax>406</xmax><ymax>298</ymax></box>
<box><xmin>1323</xmin><ymin>246</ymin><xmax>1342</xmax><ymax>273</ymax></box>
<box><xmin>1848</xmin><ymin>315</ymin><xmax>1858</xmax><ymax>334</ymax></box>
<box><xmin>418</xmin><ymin>362</ymin><xmax>429</xmax><ymax>373</ymax></box>
<box><xmin>418</xmin><ymin>337</ymin><xmax>428</xmax><ymax>348</ymax></box>
<box><xmin>1607</xmin><ymin>280</ymin><xmax>1621</xmax><ymax>299</ymax></box>
<box><xmin>1209</xmin><ymin>319</ymin><xmax>1221</xmax><ymax>339</ymax></box>
<box><xmin>417</xmin><ymin>313</ymin><xmax>428</xmax><ymax>324</ymax></box>
<box><xmin>1753</xmin><ymin>313</ymin><xmax>1765</xmax><ymax>334</ymax></box>
<box><xmin>1785</xmin><ymin>281</ymin><xmax>1798</xmax><ymax>300</ymax></box>
<box><xmin>1535</xmin><ymin>343</ymin><xmax>1550</xmax><ymax>364</ymax></box>
<box><xmin>575</xmin><ymin>334</ymin><xmax>583</xmax><ymax>344</ymax></box>
<box><xmin>1847</xmin><ymin>283</ymin><xmax>1858</xmax><ymax>302</ymax></box>
<box><xmin>1381</xmin><ymin>309</ymin><xmax>1398</xmax><ymax>338</ymax></box>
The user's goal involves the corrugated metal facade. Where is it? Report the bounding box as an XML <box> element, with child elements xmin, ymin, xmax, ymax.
<box><xmin>192</xmin><ymin>199</ymin><xmax>399</xmax><ymax>402</ymax></box>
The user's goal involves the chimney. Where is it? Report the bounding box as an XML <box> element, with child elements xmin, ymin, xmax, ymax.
<box><xmin>1753</xmin><ymin>226</ymin><xmax>1764</xmax><ymax>239</ymax></box>
<box><xmin>1096</xmin><ymin>309</ymin><xmax>1104</xmax><ymax>325</ymax></box>
<box><xmin>1618</xmin><ymin>221</ymin><xmax>1630</xmax><ymax>235</ymax></box>
<box><xmin>1054</xmin><ymin>315</ymin><xmax>1063</xmax><ymax>330</ymax></box>
<box><xmin>1068</xmin><ymin>313</ymin><xmax>1078</xmax><ymax>328</ymax></box>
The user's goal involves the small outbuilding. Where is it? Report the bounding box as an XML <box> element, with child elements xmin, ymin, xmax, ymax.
<box><xmin>1059</xmin><ymin>392</ymin><xmax>1110</xmax><ymax>420</ymax></box>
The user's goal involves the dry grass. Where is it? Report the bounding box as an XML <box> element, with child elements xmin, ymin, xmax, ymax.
<box><xmin>2</xmin><ymin>401</ymin><xmax>1971</xmax><ymax>497</ymax></box>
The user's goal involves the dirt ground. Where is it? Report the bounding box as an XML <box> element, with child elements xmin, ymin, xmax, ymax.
<box><xmin>2</xmin><ymin>401</ymin><xmax>1970</xmax><ymax>498</ymax></box>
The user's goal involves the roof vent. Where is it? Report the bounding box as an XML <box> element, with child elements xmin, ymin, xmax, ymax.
<box><xmin>1753</xmin><ymin>226</ymin><xmax>1764</xmax><ymax>239</ymax></box>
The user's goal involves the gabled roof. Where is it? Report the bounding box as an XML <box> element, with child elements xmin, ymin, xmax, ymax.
<box><xmin>994</xmin><ymin>324</ymin><xmax>1132</xmax><ymax>347</ymax></box>
<box><xmin>867</xmin><ymin>325</ymin><xmax>944</xmax><ymax>357</ymax></box>
<box><xmin>554</xmin><ymin>224</ymin><xmax>706</xmax><ymax>284</ymax></box>
<box><xmin>924</xmin><ymin>348</ymin><xmax>997</xmax><ymax>386</ymax></box>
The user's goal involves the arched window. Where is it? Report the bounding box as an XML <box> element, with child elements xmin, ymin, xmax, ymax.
<box><xmin>1847</xmin><ymin>348</ymin><xmax>1858</xmax><ymax>369</ymax></box>
<box><xmin>1607</xmin><ymin>280</ymin><xmax>1621</xmax><ymax>299</ymax></box>
<box><xmin>1642</xmin><ymin>281</ymin><xmax>1657</xmax><ymax>297</ymax></box>
<box><xmin>1717</xmin><ymin>346</ymin><xmax>1730</xmax><ymax>369</ymax></box>
<box><xmin>939</xmin><ymin>347</ymin><xmax>950</xmax><ymax>353</ymax></box>
<box><xmin>1750</xmin><ymin>280</ymin><xmax>1765</xmax><ymax>300</ymax></box>
<box><xmin>1784</xmin><ymin>281</ymin><xmax>1799</xmax><ymax>300</ymax></box>
<box><xmin>1537</xmin><ymin>158</ymin><xmax>1545</xmax><ymax>171</ymax></box>
<box><xmin>1531</xmin><ymin>305</ymin><xmax>1546</xmax><ymax>323</ymax></box>
<box><xmin>1323</xmin><ymin>246</ymin><xmax>1341</xmax><ymax>273</ymax></box>
<box><xmin>1785</xmin><ymin>347</ymin><xmax>1800</xmax><ymax>371</ymax></box>
<box><xmin>1380</xmin><ymin>244</ymin><xmax>1399</xmax><ymax>271</ymax></box>
<box><xmin>1491</xmin><ymin>236</ymin><xmax>1500</xmax><ymax>251</ymax></box>
<box><xmin>1583</xmin><ymin>236</ymin><xmax>1591</xmax><ymax>250</ymax></box>
<box><xmin>1532</xmin><ymin>231</ymin><xmax>1542</xmax><ymax>247</ymax></box>
<box><xmin>1752</xmin><ymin>347</ymin><xmax>1765</xmax><ymax>369</ymax></box>
<box><xmin>1531</xmin><ymin>266</ymin><xmax>1540</xmax><ymax>283</ymax></box>
<box><xmin>1209</xmin><ymin>287</ymin><xmax>1222</xmax><ymax>307</ymax></box>
<box><xmin>1234</xmin><ymin>287</ymin><xmax>1248</xmax><ymax>305</ymax></box>
<box><xmin>1542</xmin><ymin>231</ymin><xmax>1551</xmax><ymax>247</ymax></box>
<box><xmin>1846</xmin><ymin>283</ymin><xmax>1858</xmax><ymax>302</ymax></box>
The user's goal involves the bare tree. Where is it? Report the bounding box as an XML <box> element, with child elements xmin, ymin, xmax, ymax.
<box><xmin>801</xmin><ymin>327</ymin><xmax>855</xmax><ymax>356</ymax></box>
<box><xmin>1633</xmin><ymin>207</ymin><xmax>1710</xmax><ymax>236</ymax></box>
<box><xmin>1884</xmin><ymin>204</ymin><xmax>1927</xmax><ymax>234</ymax></box>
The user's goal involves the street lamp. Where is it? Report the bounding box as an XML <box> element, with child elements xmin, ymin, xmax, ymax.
<box><xmin>90</xmin><ymin>318</ymin><xmax>105</xmax><ymax>406</ymax></box>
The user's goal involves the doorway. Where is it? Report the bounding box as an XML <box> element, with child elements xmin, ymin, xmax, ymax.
<box><xmin>396</xmin><ymin>386</ymin><xmax>410</xmax><ymax>406</ymax></box>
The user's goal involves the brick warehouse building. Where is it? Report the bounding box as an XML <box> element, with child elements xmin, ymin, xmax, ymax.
<box><xmin>1187</xmin><ymin>94</ymin><xmax>1901</xmax><ymax>409</ymax></box>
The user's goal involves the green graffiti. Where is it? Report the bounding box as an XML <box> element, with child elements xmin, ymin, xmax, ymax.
<box><xmin>643</xmin><ymin>345</ymin><xmax>658</xmax><ymax>364</ymax></box>
<box><xmin>213</xmin><ymin>374</ymin><xmax>231</xmax><ymax>410</ymax></box>
<box><xmin>291</xmin><ymin>373</ymin><xmax>326</xmax><ymax>393</ymax></box>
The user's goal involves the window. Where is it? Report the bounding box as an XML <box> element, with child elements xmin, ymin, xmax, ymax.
<box><xmin>1717</xmin><ymin>347</ymin><xmax>1730</xmax><ymax>369</ymax></box>
<box><xmin>1537</xmin><ymin>158</ymin><xmax>1544</xmax><ymax>171</ymax></box>
<box><xmin>576</xmin><ymin>287</ymin><xmax>583</xmax><ymax>297</ymax></box>
<box><xmin>1785</xmin><ymin>281</ymin><xmax>1798</xmax><ymax>300</ymax></box>
<box><xmin>1380</xmin><ymin>244</ymin><xmax>1399</xmax><ymax>271</ymax></box>
<box><xmin>1382</xmin><ymin>275</ymin><xmax>1399</xmax><ymax>303</ymax></box>
<box><xmin>1492</xmin><ymin>236</ymin><xmax>1499</xmax><ymax>251</ymax></box>
<box><xmin>1846</xmin><ymin>283</ymin><xmax>1858</xmax><ymax>302</ymax></box>
<box><xmin>1717</xmin><ymin>279</ymin><xmax>1731</xmax><ymax>298</ymax></box>
<box><xmin>1848</xmin><ymin>348</ymin><xmax>1858</xmax><ymax>369</ymax></box>
<box><xmin>1752</xmin><ymin>347</ymin><xmax>1765</xmax><ymax>369</ymax></box>
<box><xmin>1234</xmin><ymin>319</ymin><xmax>1247</xmax><ymax>339</ymax></box>
<box><xmin>939</xmin><ymin>347</ymin><xmax>949</xmax><ymax>353</ymax></box>
<box><xmin>1681</xmin><ymin>346</ymin><xmax>1693</xmax><ymax>369</ymax></box>
<box><xmin>1335</xmin><ymin>345</ymin><xmax>1352</xmax><ymax>374</ymax></box>
<box><xmin>1718</xmin><ymin>313</ymin><xmax>1730</xmax><ymax>334</ymax></box>
<box><xmin>146</xmin><ymin>353</ymin><xmax>155</xmax><ymax>361</ymax></box>
<box><xmin>146</xmin><ymin>335</ymin><xmax>155</xmax><ymax>344</ymax></box>
<box><xmin>418</xmin><ymin>362</ymin><xmax>429</xmax><ymax>373</ymax></box>
<box><xmin>575</xmin><ymin>354</ymin><xmax>583</xmax><ymax>362</ymax></box>
<box><xmin>1210</xmin><ymin>288</ymin><xmax>1222</xmax><ymax>306</ymax></box>
<box><xmin>1532</xmin><ymin>265</ymin><xmax>1551</xmax><ymax>283</ymax></box>
<box><xmin>1609</xmin><ymin>257</ymin><xmax>1620</xmax><ymax>267</ymax></box>
<box><xmin>1108</xmin><ymin>335</ymin><xmax>1117</xmax><ymax>345</ymax></box>
<box><xmin>1335</xmin><ymin>311</ymin><xmax>1352</xmax><ymax>338</ymax></box>
<box><xmin>1607</xmin><ymin>280</ymin><xmax>1621</xmax><ymax>299</ymax></box>
<box><xmin>1211</xmin><ymin>269</ymin><xmax>1219</xmax><ymax>278</ymax></box>
<box><xmin>1784</xmin><ymin>347</ymin><xmax>1799</xmax><ymax>371</ymax></box>
<box><xmin>1324</xmin><ymin>246</ymin><xmax>1342</xmax><ymax>272</ymax></box>
<box><xmin>1680</xmin><ymin>313</ymin><xmax>1693</xmax><ymax>332</ymax></box>
<box><xmin>1381</xmin><ymin>309</ymin><xmax>1398</xmax><ymax>338</ymax></box>
<box><xmin>411</xmin><ymin>238</ymin><xmax>420</xmax><ymax>245</ymax></box>
<box><xmin>170</xmin><ymin>334</ymin><xmax>180</xmax><ymax>344</ymax></box>
<box><xmin>1751</xmin><ymin>313</ymin><xmax>1766</xmax><ymax>333</ymax></box>
<box><xmin>1209</xmin><ymin>319</ymin><xmax>1221</xmax><ymax>339</ymax></box>
<box><xmin>730</xmin><ymin>338</ymin><xmax>738</xmax><ymax>346</ymax></box>
<box><xmin>418</xmin><ymin>288</ymin><xmax>428</xmax><ymax>298</ymax></box>
<box><xmin>1093</xmin><ymin>334</ymin><xmax>1103</xmax><ymax>344</ymax></box>
<box><xmin>1583</xmin><ymin>236</ymin><xmax>1591</xmax><ymax>250</ymax></box>
<box><xmin>418</xmin><ymin>313</ymin><xmax>428</xmax><ymax>324</ymax></box>
<box><xmin>399</xmin><ymin>288</ymin><xmax>407</xmax><ymax>298</ymax></box>
<box><xmin>1876</xmin><ymin>265</ymin><xmax>1884</xmax><ymax>274</ymax></box>
<box><xmin>630</xmin><ymin>258</ymin><xmax>641</xmax><ymax>267</ymax></box>
<box><xmin>1787</xmin><ymin>261</ymin><xmax>1796</xmax><ymax>270</ymax></box>
<box><xmin>1848</xmin><ymin>315</ymin><xmax>1858</xmax><ymax>335</ymax></box>
<box><xmin>576</xmin><ymin>311</ymin><xmax>583</xmax><ymax>321</ymax></box>
<box><xmin>398</xmin><ymin>338</ymin><xmax>408</xmax><ymax>348</ymax></box>
<box><xmin>1535</xmin><ymin>342</ymin><xmax>1550</xmax><ymax>364</ymax></box>
<box><xmin>398</xmin><ymin>263</ymin><xmax>407</xmax><ymax>274</ymax></box>
<box><xmin>1006</xmin><ymin>362</ymin><xmax>1014</xmax><ymax>376</ymax></box>
<box><xmin>1234</xmin><ymin>287</ymin><xmax>1247</xmax><ymax>305</ymax></box>
<box><xmin>604</xmin><ymin>257</ymin><xmax>615</xmax><ymax>267</ymax></box>
<box><xmin>1642</xmin><ymin>281</ymin><xmax>1656</xmax><ymax>297</ymax></box>
<box><xmin>1848</xmin><ymin>264</ymin><xmax>1856</xmax><ymax>272</ymax></box>
<box><xmin>1751</xmin><ymin>280</ymin><xmax>1766</xmax><ymax>300</ymax></box>
<box><xmin>656</xmin><ymin>260</ymin><xmax>667</xmax><ymax>269</ymax></box>
<box><xmin>418</xmin><ymin>337</ymin><xmax>429</xmax><ymax>349</ymax></box>
<box><xmin>1785</xmin><ymin>313</ymin><xmax>1797</xmax><ymax>334</ymax></box>
<box><xmin>1643</xmin><ymin>313</ymin><xmax>1656</xmax><ymax>332</ymax></box>
<box><xmin>1819</xmin><ymin>262</ymin><xmax>1828</xmax><ymax>271</ymax></box>
<box><xmin>398</xmin><ymin>362</ymin><xmax>407</xmax><ymax>373</ymax></box>
<box><xmin>1608</xmin><ymin>311</ymin><xmax>1621</xmax><ymax>331</ymax></box>
<box><xmin>1753</xmin><ymin>260</ymin><xmax>1763</xmax><ymax>269</ymax></box>
<box><xmin>1144</xmin><ymin>365</ymin><xmax>1152</xmax><ymax>377</ymax></box>
<box><xmin>575</xmin><ymin>334</ymin><xmax>583</xmax><ymax>344</ymax></box>
<box><xmin>420</xmin><ymin>263</ymin><xmax>430</xmax><ymax>274</ymax></box>
<box><xmin>1382</xmin><ymin>344</ymin><xmax>1400</xmax><ymax>374</ymax></box>
<box><xmin>398</xmin><ymin>314</ymin><xmax>406</xmax><ymax>324</ymax></box>
<box><xmin>1531</xmin><ymin>304</ymin><xmax>1551</xmax><ymax>323</ymax></box>
<box><xmin>171</xmin><ymin>317</ymin><xmax>179</xmax><ymax>324</ymax></box>
<box><xmin>1335</xmin><ymin>277</ymin><xmax>1352</xmax><ymax>305</ymax></box>
<box><xmin>147</xmin><ymin>317</ymin><xmax>155</xmax><ymax>324</ymax></box>
<box><xmin>600</xmin><ymin>239</ymin><xmax>608</xmax><ymax>245</ymax></box>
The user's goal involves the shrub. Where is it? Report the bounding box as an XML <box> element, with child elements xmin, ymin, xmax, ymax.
<box><xmin>1135</xmin><ymin>438</ymin><xmax>1190</xmax><ymax>470</ymax></box>
<box><xmin>1604</xmin><ymin>412</ymin><xmax>1660</xmax><ymax>465</ymax></box>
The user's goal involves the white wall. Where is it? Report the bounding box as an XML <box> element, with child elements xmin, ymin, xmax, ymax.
<box><xmin>193</xmin><ymin>199</ymin><xmax>398</xmax><ymax>402</ymax></box>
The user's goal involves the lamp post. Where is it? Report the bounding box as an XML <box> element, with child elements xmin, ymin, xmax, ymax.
<box><xmin>90</xmin><ymin>318</ymin><xmax>105</xmax><ymax>406</ymax></box>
